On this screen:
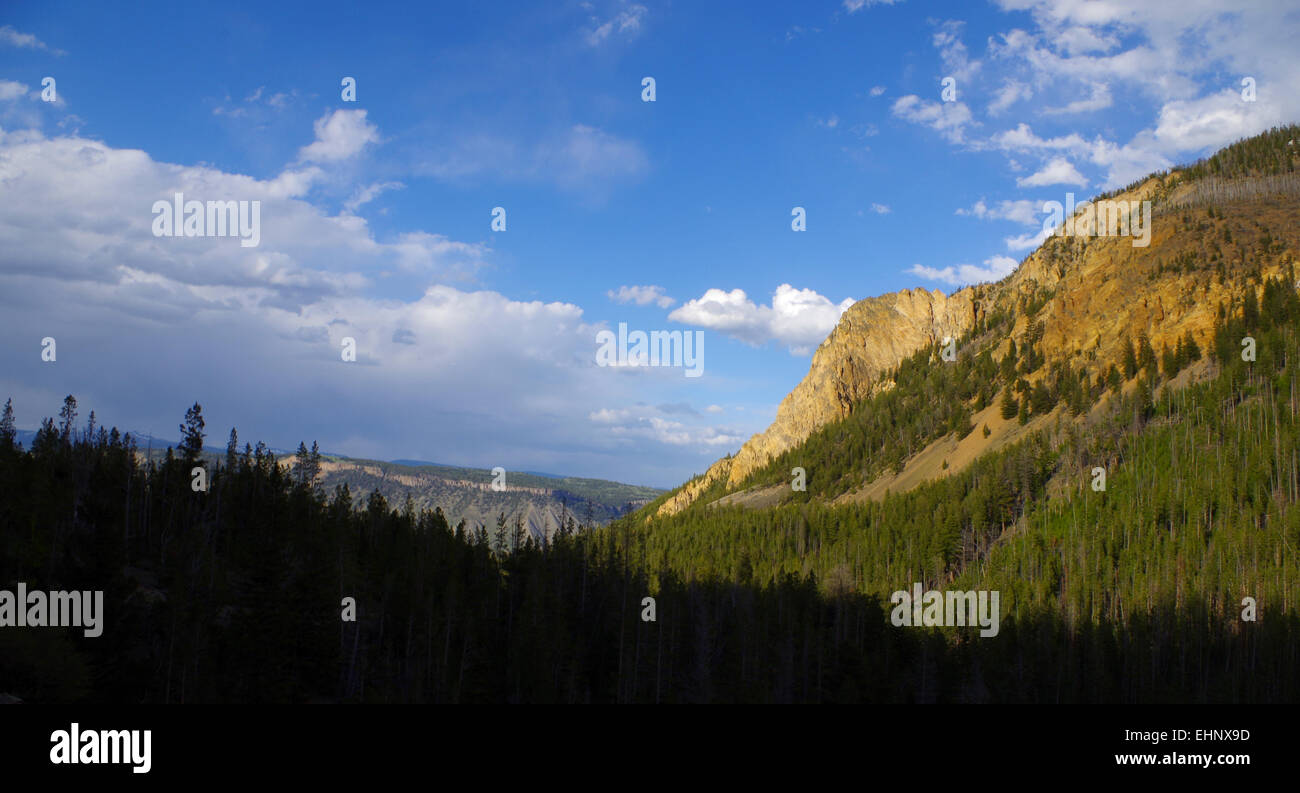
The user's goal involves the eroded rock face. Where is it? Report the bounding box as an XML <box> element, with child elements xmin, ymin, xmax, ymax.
<box><xmin>657</xmin><ymin>287</ymin><xmax>979</xmax><ymax>516</ymax></box>
<box><xmin>724</xmin><ymin>288</ymin><xmax>979</xmax><ymax>486</ymax></box>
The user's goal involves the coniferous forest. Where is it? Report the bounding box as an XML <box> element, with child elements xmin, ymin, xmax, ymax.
<box><xmin>3</xmin><ymin>268</ymin><xmax>1299</xmax><ymax>703</ymax></box>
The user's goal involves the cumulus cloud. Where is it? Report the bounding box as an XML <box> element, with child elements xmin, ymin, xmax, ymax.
<box><xmin>0</xmin><ymin>80</ymin><xmax>28</xmax><ymax>102</ymax></box>
<box><xmin>588</xmin><ymin>404</ymin><xmax>744</xmax><ymax>449</ymax></box>
<box><xmin>0</xmin><ymin>119</ymin><xmax>729</xmax><ymax>486</ymax></box>
<box><xmin>298</xmin><ymin>109</ymin><xmax>379</xmax><ymax>163</ymax></box>
<box><xmin>668</xmin><ymin>284</ymin><xmax>855</xmax><ymax>355</ymax></box>
<box><xmin>975</xmin><ymin>1</ymin><xmax>1300</xmax><ymax>187</ymax></box>
<box><xmin>908</xmin><ymin>255</ymin><xmax>1019</xmax><ymax>286</ymax></box>
<box><xmin>1016</xmin><ymin>156</ymin><xmax>1088</xmax><ymax>187</ymax></box>
<box><xmin>608</xmin><ymin>285</ymin><xmax>675</xmax><ymax>308</ymax></box>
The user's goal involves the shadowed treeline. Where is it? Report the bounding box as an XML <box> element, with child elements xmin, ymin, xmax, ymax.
<box><xmin>0</xmin><ymin>411</ymin><xmax>1296</xmax><ymax>703</ymax></box>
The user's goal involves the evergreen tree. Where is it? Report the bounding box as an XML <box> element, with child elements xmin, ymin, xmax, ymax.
<box><xmin>226</xmin><ymin>427</ymin><xmax>239</xmax><ymax>471</ymax></box>
<box><xmin>1000</xmin><ymin>339</ymin><xmax>1018</xmax><ymax>381</ymax></box>
<box><xmin>1122</xmin><ymin>336</ymin><xmax>1138</xmax><ymax>379</ymax></box>
<box><xmin>0</xmin><ymin>398</ymin><xmax>14</xmax><ymax>449</ymax></box>
<box><xmin>295</xmin><ymin>442</ymin><xmax>311</xmax><ymax>485</ymax></box>
<box><xmin>178</xmin><ymin>402</ymin><xmax>206</xmax><ymax>464</ymax></box>
<box><xmin>309</xmin><ymin>441</ymin><xmax>322</xmax><ymax>484</ymax></box>
<box><xmin>1137</xmin><ymin>333</ymin><xmax>1157</xmax><ymax>376</ymax></box>
<box><xmin>999</xmin><ymin>388</ymin><xmax>1018</xmax><ymax>420</ymax></box>
<box><xmin>58</xmin><ymin>395</ymin><xmax>78</xmax><ymax>444</ymax></box>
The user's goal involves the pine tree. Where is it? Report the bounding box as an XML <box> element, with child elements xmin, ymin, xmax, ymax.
<box><xmin>226</xmin><ymin>427</ymin><xmax>239</xmax><ymax>471</ymax></box>
<box><xmin>1161</xmin><ymin>344</ymin><xmax>1177</xmax><ymax>378</ymax></box>
<box><xmin>494</xmin><ymin>512</ymin><xmax>508</xmax><ymax>555</ymax></box>
<box><xmin>295</xmin><ymin>442</ymin><xmax>310</xmax><ymax>485</ymax></box>
<box><xmin>0</xmin><ymin>398</ymin><xmax>15</xmax><ymax>449</ymax></box>
<box><xmin>1000</xmin><ymin>340</ymin><xmax>1018</xmax><ymax>381</ymax></box>
<box><xmin>308</xmin><ymin>441</ymin><xmax>322</xmax><ymax>484</ymax></box>
<box><xmin>1243</xmin><ymin>289</ymin><xmax>1260</xmax><ymax>329</ymax></box>
<box><xmin>999</xmin><ymin>388</ymin><xmax>1018</xmax><ymax>420</ymax></box>
<box><xmin>1137</xmin><ymin>333</ymin><xmax>1157</xmax><ymax>376</ymax></box>
<box><xmin>58</xmin><ymin>395</ymin><xmax>78</xmax><ymax>444</ymax></box>
<box><xmin>1122</xmin><ymin>336</ymin><xmax>1138</xmax><ymax>379</ymax></box>
<box><xmin>178</xmin><ymin>402</ymin><xmax>206</xmax><ymax>464</ymax></box>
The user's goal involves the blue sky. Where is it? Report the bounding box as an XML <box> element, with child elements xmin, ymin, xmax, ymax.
<box><xmin>1</xmin><ymin>0</ymin><xmax>1296</xmax><ymax>487</ymax></box>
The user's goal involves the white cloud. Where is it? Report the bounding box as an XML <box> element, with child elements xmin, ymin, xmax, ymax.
<box><xmin>987</xmin><ymin>79</ymin><xmax>1033</xmax><ymax>115</ymax></box>
<box><xmin>585</xmin><ymin>4</ymin><xmax>648</xmax><ymax>46</ymax></box>
<box><xmin>0</xmin><ymin>122</ymin><xmax>729</xmax><ymax>486</ymax></box>
<box><xmin>956</xmin><ymin>198</ymin><xmax>1042</xmax><ymax>225</ymax></box>
<box><xmin>843</xmin><ymin>0</ymin><xmax>904</xmax><ymax>13</ymax></box>
<box><xmin>0</xmin><ymin>80</ymin><xmax>27</xmax><ymax>101</ymax></box>
<box><xmin>1041</xmin><ymin>82</ymin><xmax>1112</xmax><ymax>115</ymax></box>
<box><xmin>1016</xmin><ymin>156</ymin><xmax>1088</xmax><ymax>187</ymax></box>
<box><xmin>344</xmin><ymin>181</ymin><xmax>404</xmax><ymax>213</ymax></box>
<box><xmin>979</xmin><ymin>0</ymin><xmax>1300</xmax><ymax>187</ymax></box>
<box><xmin>298</xmin><ymin>109</ymin><xmax>379</xmax><ymax>163</ymax></box>
<box><xmin>608</xmin><ymin>416</ymin><xmax>743</xmax><ymax>448</ymax></box>
<box><xmin>869</xmin><ymin>85</ymin><xmax>887</xmax><ymax>96</ymax></box>
<box><xmin>705</xmin><ymin>404</ymin><xmax>724</xmax><ymax>414</ymax></box>
<box><xmin>908</xmin><ymin>255</ymin><xmax>1019</xmax><ymax>286</ymax></box>
<box><xmin>870</xmin><ymin>203</ymin><xmax>891</xmax><ymax>214</ymax></box>
<box><xmin>891</xmin><ymin>94</ymin><xmax>974</xmax><ymax>144</ymax></box>
<box><xmin>1051</xmin><ymin>25</ymin><xmax>1120</xmax><ymax>56</ymax></box>
<box><xmin>933</xmin><ymin>20</ymin><xmax>981</xmax><ymax>83</ymax></box>
<box><xmin>1005</xmin><ymin>227</ymin><xmax>1054</xmax><ymax>252</ymax></box>
<box><xmin>0</xmin><ymin>25</ymin><xmax>63</xmax><ymax>55</ymax></box>
<box><xmin>608</xmin><ymin>285</ymin><xmax>675</xmax><ymax>308</ymax></box>
<box><xmin>991</xmin><ymin>122</ymin><xmax>1087</xmax><ymax>152</ymax></box>
<box><xmin>588</xmin><ymin>405</ymin><xmax>744</xmax><ymax>449</ymax></box>
<box><xmin>668</xmin><ymin>284</ymin><xmax>855</xmax><ymax>355</ymax></box>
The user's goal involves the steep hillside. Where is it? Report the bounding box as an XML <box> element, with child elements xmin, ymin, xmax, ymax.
<box><xmin>656</xmin><ymin>124</ymin><xmax>1300</xmax><ymax>516</ymax></box>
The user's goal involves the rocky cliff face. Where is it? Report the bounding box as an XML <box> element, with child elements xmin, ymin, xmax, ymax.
<box><xmin>657</xmin><ymin>287</ymin><xmax>980</xmax><ymax>516</ymax></box>
<box><xmin>658</xmin><ymin>171</ymin><xmax>1300</xmax><ymax>516</ymax></box>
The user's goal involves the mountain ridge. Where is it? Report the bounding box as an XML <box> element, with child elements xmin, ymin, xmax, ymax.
<box><xmin>656</xmin><ymin>125</ymin><xmax>1300</xmax><ymax>516</ymax></box>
